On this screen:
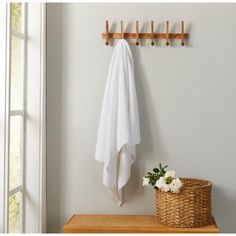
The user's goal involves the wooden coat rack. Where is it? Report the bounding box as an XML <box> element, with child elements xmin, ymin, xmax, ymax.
<box><xmin>102</xmin><ymin>20</ymin><xmax>189</xmax><ymax>46</ymax></box>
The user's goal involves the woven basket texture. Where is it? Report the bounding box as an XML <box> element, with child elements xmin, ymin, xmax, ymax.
<box><xmin>156</xmin><ymin>178</ymin><xmax>212</xmax><ymax>228</ymax></box>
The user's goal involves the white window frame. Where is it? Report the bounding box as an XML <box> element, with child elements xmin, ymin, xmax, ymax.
<box><xmin>0</xmin><ymin>3</ymin><xmax>46</xmax><ymax>233</ymax></box>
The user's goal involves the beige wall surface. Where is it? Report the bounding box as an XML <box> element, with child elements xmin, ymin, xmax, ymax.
<box><xmin>46</xmin><ymin>3</ymin><xmax>236</xmax><ymax>232</ymax></box>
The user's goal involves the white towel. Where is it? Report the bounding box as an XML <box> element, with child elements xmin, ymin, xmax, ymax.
<box><xmin>95</xmin><ymin>39</ymin><xmax>141</xmax><ymax>205</ymax></box>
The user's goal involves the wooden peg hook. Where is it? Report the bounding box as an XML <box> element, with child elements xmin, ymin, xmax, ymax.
<box><xmin>121</xmin><ymin>20</ymin><xmax>124</xmax><ymax>39</ymax></box>
<box><xmin>181</xmin><ymin>20</ymin><xmax>185</xmax><ymax>46</ymax></box>
<box><xmin>105</xmin><ymin>20</ymin><xmax>109</xmax><ymax>46</ymax></box>
<box><xmin>166</xmin><ymin>20</ymin><xmax>170</xmax><ymax>46</ymax></box>
<box><xmin>151</xmin><ymin>20</ymin><xmax>155</xmax><ymax>46</ymax></box>
<box><xmin>136</xmin><ymin>20</ymin><xmax>139</xmax><ymax>46</ymax></box>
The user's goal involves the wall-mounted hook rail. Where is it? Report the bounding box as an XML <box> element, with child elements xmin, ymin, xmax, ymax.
<box><xmin>102</xmin><ymin>20</ymin><xmax>189</xmax><ymax>46</ymax></box>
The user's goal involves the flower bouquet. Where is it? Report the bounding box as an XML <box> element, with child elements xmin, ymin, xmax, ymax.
<box><xmin>142</xmin><ymin>164</ymin><xmax>183</xmax><ymax>193</ymax></box>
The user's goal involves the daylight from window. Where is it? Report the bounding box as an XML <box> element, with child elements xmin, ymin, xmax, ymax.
<box><xmin>9</xmin><ymin>3</ymin><xmax>24</xmax><ymax>233</ymax></box>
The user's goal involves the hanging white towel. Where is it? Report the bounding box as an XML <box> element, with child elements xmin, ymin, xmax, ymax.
<box><xmin>95</xmin><ymin>39</ymin><xmax>141</xmax><ymax>205</ymax></box>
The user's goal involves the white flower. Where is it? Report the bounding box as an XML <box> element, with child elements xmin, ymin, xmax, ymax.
<box><xmin>175</xmin><ymin>178</ymin><xmax>183</xmax><ymax>187</ymax></box>
<box><xmin>161</xmin><ymin>183</ymin><xmax>170</xmax><ymax>192</ymax></box>
<box><xmin>142</xmin><ymin>177</ymin><xmax>150</xmax><ymax>186</ymax></box>
<box><xmin>164</xmin><ymin>170</ymin><xmax>176</xmax><ymax>179</ymax></box>
<box><xmin>155</xmin><ymin>177</ymin><xmax>165</xmax><ymax>188</ymax></box>
<box><xmin>155</xmin><ymin>177</ymin><xmax>170</xmax><ymax>192</ymax></box>
<box><xmin>169</xmin><ymin>178</ymin><xmax>183</xmax><ymax>193</ymax></box>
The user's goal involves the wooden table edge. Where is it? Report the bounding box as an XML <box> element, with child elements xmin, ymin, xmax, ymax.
<box><xmin>64</xmin><ymin>227</ymin><xmax>220</xmax><ymax>233</ymax></box>
<box><xmin>63</xmin><ymin>215</ymin><xmax>220</xmax><ymax>233</ymax></box>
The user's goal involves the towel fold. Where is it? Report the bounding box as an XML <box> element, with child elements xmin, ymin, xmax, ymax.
<box><xmin>95</xmin><ymin>39</ymin><xmax>141</xmax><ymax>205</ymax></box>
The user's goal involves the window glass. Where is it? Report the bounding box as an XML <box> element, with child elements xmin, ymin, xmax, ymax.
<box><xmin>9</xmin><ymin>116</ymin><xmax>22</xmax><ymax>191</ymax></box>
<box><xmin>9</xmin><ymin>191</ymin><xmax>21</xmax><ymax>233</ymax></box>
<box><xmin>11</xmin><ymin>3</ymin><xmax>22</xmax><ymax>32</ymax></box>
<box><xmin>11</xmin><ymin>36</ymin><xmax>23</xmax><ymax>110</ymax></box>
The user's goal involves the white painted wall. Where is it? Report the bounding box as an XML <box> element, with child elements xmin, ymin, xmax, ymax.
<box><xmin>46</xmin><ymin>3</ymin><xmax>236</xmax><ymax>233</ymax></box>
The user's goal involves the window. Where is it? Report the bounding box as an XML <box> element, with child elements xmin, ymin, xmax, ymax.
<box><xmin>8</xmin><ymin>3</ymin><xmax>26</xmax><ymax>233</ymax></box>
<box><xmin>0</xmin><ymin>3</ymin><xmax>46</xmax><ymax>233</ymax></box>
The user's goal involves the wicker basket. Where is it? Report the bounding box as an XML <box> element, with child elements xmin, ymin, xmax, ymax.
<box><xmin>156</xmin><ymin>178</ymin><xmax>212</xmax><ymax>228</ymax></box>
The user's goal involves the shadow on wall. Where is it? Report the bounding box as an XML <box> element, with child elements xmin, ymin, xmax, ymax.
<box><xmin>46</xmin><ymin>3</ymin><xmax>63</xmax><ymax>233</ymax></box>
<box><xmin>122</xmin><ymin>43</ymin><xmax>167</xmax><ymax>204</ymax></box>
<box><xmin>212</xmin><ymin>185</ymin><xmax>236</xmax><ymax>233</ymax></box>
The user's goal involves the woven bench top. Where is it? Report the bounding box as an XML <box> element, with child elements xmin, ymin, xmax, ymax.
<box><xmin>63</xmin><ymin>214</ymin><xmax>219</xmax><ymax>233</ymax></box>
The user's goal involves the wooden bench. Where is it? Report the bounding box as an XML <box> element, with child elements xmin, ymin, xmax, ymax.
<box><xmin>64</xmin><ymin>214</ymin><xmax>219</xmax><ymax>233</ymax></box>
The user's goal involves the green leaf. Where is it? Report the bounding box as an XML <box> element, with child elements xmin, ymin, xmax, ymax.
<box><xmin>153</xmin><ymin>168</ymin><xmax>159</xmax><ymax>173</ymax></box>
